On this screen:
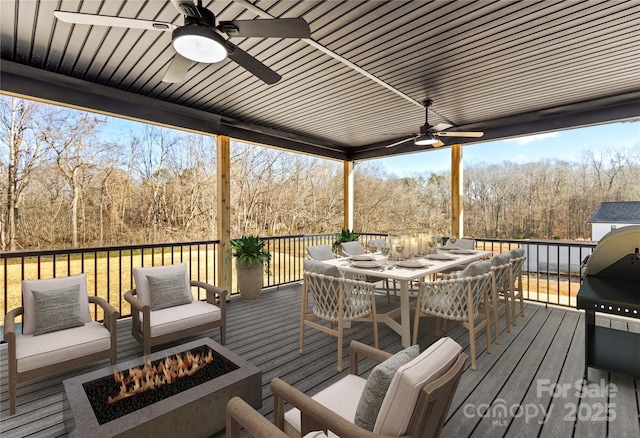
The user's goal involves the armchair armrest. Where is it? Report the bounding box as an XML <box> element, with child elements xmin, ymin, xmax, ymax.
<box><xmin>3</xmin><ymin>307</ymin><xmax>23</xmax><ymax>344</ymax></box>
<box><xmin>190</xmin><ymin>280</ymin><xmax>226</xmax><ymax>314</ymax></box>
<box><xmin>88</xmin><ymin>296</ymin><xmax>120</xmax><ymax>331</ymax></box>
<box><xmin>125</xmin><ymin>289</ymin><xmax>149</xmax><ymax>313</ymax></box>
<box><xmin>226</xmin><ymin>396</ymin><xmax>288</xmax><ymax>438</ymax></box>
<box><xmin>349</xmin><ymin>340</ymin><xmax>392</xmax><ymax>375</ymax></box>
<box><xmin>270</xmin><ymin>378</ymin><xmax>402</xmax><ymax>438</ymax></box>
<box><xmin>124</xmin><ymin>289</ymin><xmax>149</xmax><ymax>330</ymax></box>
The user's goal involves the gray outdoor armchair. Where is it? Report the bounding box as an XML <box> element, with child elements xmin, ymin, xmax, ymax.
<box><xmin>4</xmin><ymin>273</ymin><xmax>119</xmax><ymax>415</ymax></box>
<box><xmin>125</xmin><ymin>263</ymin><xmax>226</xmax><ymax>355</ymax></box>
<box><xmin>273</xmin><ymin>338</ymin><xmax>467</xmax><ymax>438</ymax></box>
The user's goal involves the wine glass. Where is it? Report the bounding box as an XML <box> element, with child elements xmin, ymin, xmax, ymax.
<box><xmin>381</xmin><ymin>245</ymin><xmax>390</xmax><ymax>264</ymax></box>
<box><xmin>368</xmin><ymin>242</ymin><xmax>377</xmax><ymax>255</ymax></box>
<box><xmin>394</xmin><ymin>244</ymin><xmax>405</xmax><ymax>261</ymax></box>
<box><xmin>449</xmin><ymin>235</ymin><xmax>457</xmax><ymax>246</ymax></box>
<box><xmin>427</xmin><ymin>236</ymin><xmax>437</xmax><ymax>253</ymax></box>
<box><xmin>436</xmin><ymin>236</ymin><xmax>443</xmax><ymax>247</ymax></box>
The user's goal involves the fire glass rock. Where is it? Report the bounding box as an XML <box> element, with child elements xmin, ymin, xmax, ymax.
<box><xmin>82</xmin><ymin>346</ymin><xmax>238</xmax><ymax>425</ymax></box>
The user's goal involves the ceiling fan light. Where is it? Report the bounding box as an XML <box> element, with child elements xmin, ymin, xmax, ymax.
<box><xmin>414</xmin><ymin>133</ymin><xmax>438</xmax><ymax>146</ymax></box>
<box><xmin>172</xmin><ymin>25</ymin><xmax>227</xmax><ymax>63</ymax></box>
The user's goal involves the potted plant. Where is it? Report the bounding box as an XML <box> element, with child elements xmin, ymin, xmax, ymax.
<box><xmin>332</xmin><ymin>229</ymin><xmax>360</xmax><ymax>255</ymax></box>
<box><xmin>231</xmin><ymin>235</ymin><xmax>271</xmax><ymax>302</ymax></box>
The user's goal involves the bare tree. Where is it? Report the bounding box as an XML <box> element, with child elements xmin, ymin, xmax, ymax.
<box><xmin>41</xmin><ymin>109</ymin><xmax>108</xmax><ymax>247</ymax></box>
<box><xmin>0</xmin><ymin>97</ymin><xmax>49</xmax><ymax>250</ymax></box>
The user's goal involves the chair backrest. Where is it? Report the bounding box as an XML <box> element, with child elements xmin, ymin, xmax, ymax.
<box><xmin>368</xmin><ymin>238</ymin><xmax>388</xmax><ymax>250</ymax></box>
<box><xmin>491</xmin><ymin>254</ymin><xmax>511</xmax><ymax>292</ymax></box>
<box><xmin>303</xmin><ymin>271</ymin><xmax>374</xmax><ymax>323</ymax></box>
<box><xmin>373</xmin><ymin>337</ymin><xmax>464</xmax><ymax>436</ymax></box>
<box><xmin>306</xmin><ymin>244</ymin><xmax>335</xmax><ymax>261</ymax></box>
<box><xmin>21</xmin><ymin>274</ymin><xmax>92</xmax><ymax>335</ymax></box>
<box><xmin>420</xmin><ymin>269</ymin><xmax>492</xmax><ymax>321</ymax></box>
<box><xmin>340</xmin><ymin>241</ymin><xmax>366</xmax><ymax>256</ymax></box>
<box><xmin>132</xmin><ymin>263</ymin><xmax>191</xmax><ymax>307</ymax></box>
<box><xmin>457</xmin><ymin>238</ymin><xmax>476</xmax><ymax>250</ymax></box>
<box><xmin>405</xmin><ymin>352</ymin><xmax>468</xmax><ymax>438</ymax></box>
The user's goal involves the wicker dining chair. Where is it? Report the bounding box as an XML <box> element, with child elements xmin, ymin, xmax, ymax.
<box><xmin>508</xmin><ymin>248</ymin><xmax>527</xmax><ymax>324</ymax></box>
<box><xmin>413</xmin><ymin>261</ymin><xmax>493</xmax><ymax>370</ymax></box>
<box><xmin>487</xmin><ymin>254</ymin><xmax>512</xmax><ymax>344</ymax></box>
<box><xmin>300</xmin><ymin>260</ymin><xmax>378</xmax><ymax>372</ymax></box>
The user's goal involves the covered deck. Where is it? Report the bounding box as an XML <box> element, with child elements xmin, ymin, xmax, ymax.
<box><xmin>1</xmin><ymin>283</ymin><xmax>638</xmax><ymax>437</ymax></box>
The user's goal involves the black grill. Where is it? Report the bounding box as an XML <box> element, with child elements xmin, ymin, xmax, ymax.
<box><xmin>577</xmin><ymin>225</ymin><xmax>640</xmax><ymax>380</ymax></box>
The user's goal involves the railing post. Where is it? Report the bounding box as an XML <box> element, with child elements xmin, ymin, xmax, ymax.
<box><xmin>343</xmin><ymin>161</ymin><xmax>354</xmax><ymax>230</ymax></box>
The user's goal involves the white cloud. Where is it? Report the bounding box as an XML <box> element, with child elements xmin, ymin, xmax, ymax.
<box><xmin>508</xmin><ymin>132</ymin><xmax>559</xmax><ymax>145</ymax></box>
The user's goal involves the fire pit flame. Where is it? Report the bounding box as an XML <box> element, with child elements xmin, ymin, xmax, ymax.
<box><xmin>108</xmin><ymin>348</ymin><xmax>214</xmax><ymax>403</ymax></box>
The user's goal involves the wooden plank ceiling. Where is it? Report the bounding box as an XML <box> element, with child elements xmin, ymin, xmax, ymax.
<box><xmin>1</xmin><ymin>0</ymin><xmax>639</xmax><ymax>161</ymax></box>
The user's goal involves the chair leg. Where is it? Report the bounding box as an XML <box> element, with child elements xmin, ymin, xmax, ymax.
<box><xmin>337</xmin><ymin>319</ymin><xmax>344</xmax><ymax>372</ymax></box>
<box><xmin>220</xmin><ymin>325</ymin><xmax>226</xmax><ymax>345</ymax></box>
<box><xmin>503</xmin><ymin>292</ymin><xmax>511</xmax><ymax>333</ymax></box>
<box><xmin>300</xmin><ymin>285</ymin><xmax>308</xmax><ymax>354</ymax></box>
<box><xmin>510</xmin><ymin>286</ymin><xmax>518</xmax><ymax>326</ymax></box>
<box><xmin>468</xmin><ymin>323</ymin><xmax>477</xmax><ymax>371</ymax></box>
<box><xmin>9</xmin><ymin>373</ymin><xmax>16</xmax><ymax>415</ymax></box>
<box><xmin>491</xmin><ymin>287</ymin><xmax>501</xmax><ymax>345</ymax></box>
<box><xmin>518</xmin><ymin>275</ymin><xmax>525</xmax><ymax>317</ymax></box>
<box><xmin>384</xmin><ymin>279</ymin><xmax>391</xmax><ymax>304</ymax></box>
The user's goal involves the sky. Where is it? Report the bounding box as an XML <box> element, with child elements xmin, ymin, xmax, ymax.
<box><xmin>376</xmin><ymin>120</ymin><xmax>640</xmax><ymax>177</ymax></box>
<box><xmin>89</xmin><ymin>109</ymin><xmax>639</xmax><ymax>177</ymax></box>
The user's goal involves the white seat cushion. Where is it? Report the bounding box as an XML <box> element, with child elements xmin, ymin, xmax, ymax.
<box><xmin>284</xmin><ymin>374</ymin><xmax>366</xmax><ymax>438</ymax></box>
<box><xmin>144</xmin><ymin>300</ymin><xmax>221</xmax><ymax>338</ymax></box>
<box><xmin>374</xmin><ymin>337</ymin><xmax>463</xmax><ymax>435</ymax></box>
<box><xmin>16</xmin><ymin>321</ymin><xmax>111</xmax><ymax>373</ymax></box>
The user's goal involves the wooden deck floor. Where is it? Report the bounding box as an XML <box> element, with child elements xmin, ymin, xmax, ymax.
<box><xmin>1</xmin><ymin>282</ymin><xmax>639</xmax><ymax>437</ymax></box>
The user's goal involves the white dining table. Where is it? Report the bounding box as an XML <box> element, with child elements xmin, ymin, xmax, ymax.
<box><xmin>323</xmin><ymin>249</ymin><xmax>493</xmax><ymax>347</ymax></box>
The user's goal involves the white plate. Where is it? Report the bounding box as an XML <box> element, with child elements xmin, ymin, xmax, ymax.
<box><xmin>351</xmin><ymin>260</ymin><xmax>381</xmax><ymax>269</ymax></box>
<box><xmin>396</xmin><ymin>260</ymin><xmax>424</xmax><ymax>268</ymax></box>
<box><xmin>451</xmin><ymin>249</ymin><xmax>476</xmax><ymax>255</ymax></box>
<box><xmin>425</xmin><ymin>254</ymin><xmax>455</xmax><ymax>261</ymax></box>
<box><xmin>439</xmin><ymin>246</ymin><xmax>459</xmax><ymax>251</ymax></box>
<box><xmin>350</xmin><ymin>254</ymin><xmax>373</xmax><ymax>261</ymax></box>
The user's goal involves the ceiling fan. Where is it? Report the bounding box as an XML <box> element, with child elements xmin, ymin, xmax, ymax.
<box><xmin>53</xmin><ymin>0</ymin><xmax>311</xmax><ymax>84</ymax></box>
<box><xmin>385</xmin><ymin>99</ymin><xmax>484</xmax><ymax>149</ymax></box>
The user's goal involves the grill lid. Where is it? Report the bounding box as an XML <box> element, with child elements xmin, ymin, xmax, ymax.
<box><xmin>585</xmin><ymin>225</ymin><xmax>640</xmax><ymax>280</ymax></box>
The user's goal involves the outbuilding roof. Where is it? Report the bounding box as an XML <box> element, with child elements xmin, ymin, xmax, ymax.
<box><xmin>588</xmin><ymin>202</ymin><xmax>640</xmax><ymax>224</ymax></box>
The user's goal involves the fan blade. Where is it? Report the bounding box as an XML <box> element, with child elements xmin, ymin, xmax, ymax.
<box><xmin>219</xmin><ymin>18</ymin><xmax>311</xmax><ymax>38</ymax></box>
<box><xmin>54</xmin><ymin>11</ymin><xmax>175</xmax><ymax>31</ymax></box>
<box><xmin>226</xmin><ymin>42</ymin><xmax>281</xmax><ymax>84</ymax></box>
<box><xmin>432</xmin><ymin>123</ymin><xmax>453</xmax><ymax>132</ymax></box>
<box><xmin>169</xmin><ymin>0</ymin><xmax>200</xmax><ymax>17</ymax></box>
<box><xmin>436</xmin><ymin>131</ymin><xmax>484</xmax><ymax>138</ymax></box>
<box><xmin>162</xmin><ymin>54</ymin><xmax>193</xmax><ymax>83</ymax></box>
<box><xmin>385</xmin><ymin>137</ymin><xmax>415</xmax><ymax>148</ymax></box>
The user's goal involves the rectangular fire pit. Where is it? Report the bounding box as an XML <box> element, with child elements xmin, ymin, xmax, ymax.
<box><xmin>63</xmin><ymin>338</ymin><xmax>261</xmax><ymax>438</ymax></box>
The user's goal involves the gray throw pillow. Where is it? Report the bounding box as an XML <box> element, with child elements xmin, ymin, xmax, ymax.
<box><xmin>146</xmin><ymin>271</ymin><xmax>192</xmax><ymax>311</ymax></box>
<box><xmin>354</xmin><ymin>345</ymin><xmax>420</xmax><ymax>431</ymax></box>
<box><xmin>32</xmin><ymin>284</ymin><xmax>84</xmax><ymax>336</ymax></box>
<box><xmin>461</xmin><ymin>260</ymin><xmax>491</xmax><ymax>277</ymax></box>
<box><xmin>303</xmin><ymin>259</ymin><xmax>341</xmax><ymax>277</ymax></box>
<box><xmin>491</xmin><ymin>253</ymin><xmax>511</xmax><ymax>267</ymax></box>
